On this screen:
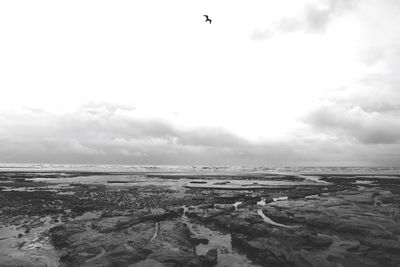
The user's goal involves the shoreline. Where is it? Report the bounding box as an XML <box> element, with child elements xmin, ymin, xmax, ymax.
<box><xmin>1</xmin><ymin>170</ymin><xmax>400</xmax><ymax>266</ymax></box>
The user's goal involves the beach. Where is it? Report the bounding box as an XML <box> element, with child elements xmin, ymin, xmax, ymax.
<box><xmin>1</xmin><ymin>165</ymin><xmax>400</xmax><ymax>266</ymax></box>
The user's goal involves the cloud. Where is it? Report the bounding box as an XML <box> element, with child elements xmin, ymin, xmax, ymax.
<box><xmin>304</xmin><ymin>0</ymin><xmax>354</xmax><ymax>32</ymax></box>
<box><xmin>327</xmin><ymin>74</ymin><xmax>400</xmax><ymax>114</ymax></box>
<box><xmin>77</xmin><ymin>102</ymin><xmax>136</xmax><ymax>117</ymax></box>
<box><xmin>323</xmin><ymin>33</ymin><xmax>400</xmax><ymax>114</ymax></box>
<box><xmin>1</xmin><ymin>102</ymin><xmax>400</xmax><ymax>166</ymax></box>
<box><xmin>252</xmin><ymin>0</ymin><xmax>355</xmax><ymax>40</ymax></box>
<box><xmin>0</xmin><ymin>103</ymin><xmax>256</xmax><ymax>164</ymax></box>
<box><xmin>305</xmin><ymin>102</ymin><xmax>400</xmax><ymax>144</ymax></box>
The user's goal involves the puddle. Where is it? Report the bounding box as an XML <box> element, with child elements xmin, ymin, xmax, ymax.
<box><xmin>272</xmin><ymin>196</ymin><xmax>288</xmax><ymax>202</ymax></box>
<box><xmin>257</xmin><ymin>210</ymin><xmax>293</xmax><ymax>228</ymax></box>
<box><xmin>57</xmin><ymin>191</ymin><xmax>75</xmax><ymax>195</ymax></box>
<box><xmin>354</xmin><ymin>180</ymin><xmax>375</xmax><ymax>185</ymax></box>
<box><xmin>150</xmin><ymin>222</ymin><xmax>160</xmax><ymax>242</ymax></box>
<box><xmin>257</xmin><ymin>198</ymin><xmax>267</xmax><ymax>206</ymax></box>
<box><xmin>233</xmin><ymin>202</ymin><xmax>242</xmax><ymax>210</ymax></box>
<box><xmin>305</xmin><ymin>194</ymin><xmax>319</xmax><ymax>200</ymax></box>
<box><xmin>2</xmin><ymin>187</ymin><xmax>58</xmax><ymax>192</ymax></box>
<box><xmin>300</xmin><ymin>175</ymin><xmax>330</xmax><ymax>184</ymax></box>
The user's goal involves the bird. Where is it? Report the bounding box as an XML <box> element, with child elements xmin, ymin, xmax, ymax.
<box><xmin>204</xmin><ymin>15</ymin><xmax>212</xmax><ymax>24</ymax></box>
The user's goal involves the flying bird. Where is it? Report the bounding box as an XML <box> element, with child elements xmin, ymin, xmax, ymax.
<box><xmin>204</xmin><ymin>15</ymin><xmax>212</xmax><ymax>24</ymax></box>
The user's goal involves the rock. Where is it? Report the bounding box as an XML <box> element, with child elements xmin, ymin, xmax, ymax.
<box><xmin>228</xmin><ymin>220</ymin><xmax>252</xmax><ymax>234</ymax></box>
<box><xmin>186</xmin><ymin>209</ymin><xmax>205</xmax><ymax>219</ymax></box>
<box><xmin>213</xmin><ymin>215</ymin><xmax>232</xmax><ymax>227</ymax></box>
<box><xmin>202</xmin><ymin>248</ymin><xmax>218</xmax><ymax>266</ymax></box>
<box><xmin>305</xmin><ymin>215</ymin><xmax>339</xmax><ymax>229</ymax></box>
<box><xmin>237</xmin><ymin>197</ymin><xmax>262</xmax><ymax>207</ymax></box>
<box><xmin>188</xmin><ymin>249</ymin><xmax>218</xmax><ymax>267</ymax></box>
<box><xmin>188</xmin><ymin>258</ymin><xmax>203</xmax><ymax>267</ymax></box>
<box><xmin>340</xmin><ymin>194</ymin><xmax>373</xmax><ymax>204</ymax></box>
<box><xmin>237</xmin><ymin>211</ymin><xmax>263</xmax><ymax>224</ymax></box>
<box><xmin>214</xmin><ymin>204</ymin><xmax>235</xmax><ymax>211</ymax></box>
<box><xmin>49</xmin><ymin>224</ymin><xmax>86</xmax><ymax>248</ymax></box>
<box><xmin>198</xmin><ymin>203</ymin><xmax>214</xmax><ymax>209</ymax></box>
<box><xmin>71</xmin><ymin>204</ymin><xmax>95</xmax><ymax>214</ymax></box>
<box><xmin>166</xmin><ymin>206</ymin><xmax>184</xmax><ymax>215</ymax></box>
<box><xmin>249</xmin><ymin>223</ymin><xmax>275</xmax><ymax>237</ymax></box>
<box><xmin>297</xmin><ymin>233</ymin><xmax>333</xmax><ymax>248</ymax></box>
<box><xmin>50</xmin><ymin>219</ymin><xmax>197</xmax><ymax>266</ymax></box>
<box><xmin>5</xmin><ymin>173</ymin><xmax>400</xmax><ymax>267</ymax></box>
<box><xmin>308</xmin><ymin>234</ymin><xmax>333</xmax><ymax>247</ymax></box>
<box><xmin>362</xmin><ymin>238</ymin><xmax>400</xmax><ymax>254</ymax></box>
<box><xmin>231</xmin><ymin>233</ymin><xmax>250</xmax><ymax>249</ymax></box>
<box><xmin>213</xmin><ymin>193</ymin><xmax>245</xmax><ymax>203</ymax></box>
<box><xmin>190</xmin><ymin>237</ymin><xmax>209</xmax><ymax>245</ymax></box>
<box><xmin>106</xmin><ymin>246</ymin><xmax>146</xmax><ymax>266</ymax></box>
<box><xmin>186</xmin><ymin>209</ymin><xmax>226</xmax><ymax>221</ymax></box>
<box><xmin>91</xmin><ymin>210</ymin><xmax>178</xmax><ymax>233</ymax></box>
<box><xmin>334</xmin><ymin>222</ymin><xmax>372</xmax><ymax>236</ymax></box>
<box><xmin>92</xmin><ymin>216</ymin><xmax>138</xmax><ymax>233</ymax></box>
<box><xmin>375</xmin><ymin>191</ymin><xmax>394</xmax><ymax>204</ymax></box>
<box><xmin>145</xmin><ymin>221</ymin><xmax>197</xmax><ymax>265</ymax></box>
<box><xmin>101</xmin><ymin>210</ymin><xmax>129</xmax><ymax>218</ymax></box>
<box><xmin>0</xmin><ymin>256</ymin><xmax>44</xmax><ymax>267</ymax></box>
<box><xmin>142</xmin><ymin>211</ymin><xmax>178</xmax><ymax>222</ymax></box>
<box><xmin>202</xmin><ymin>209</ymin><xmax>226</xmax><ymax>219</ymax></box>
<box><xmin>342</xmin><ymin>255</ymin><xmax>379</xmax><ymax>267</ymax></box>
<box><xmin>292</xmin><ymin>252</ymin><xmax>314</xmax><ymax>267</ymax></box>
<box><xmin>240</xmin><ymin>237</ymin><xmax>295</xmax><ymax>267</ymax></box>
<box><xmin>130</xmin><ymin>259</ymin><xmax>164</xmax><ymax>267</ymax></box>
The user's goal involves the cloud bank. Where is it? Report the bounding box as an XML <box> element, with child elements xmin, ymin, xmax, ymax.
<box><xmin>305</xmin><ymin>103</ymin><xmax>400</xmax><ymax>144</ymax></box>
<box><xmin>0</xmin><ymin>103</ymin><xmax>399</xmax><ymax>166</ymax></box>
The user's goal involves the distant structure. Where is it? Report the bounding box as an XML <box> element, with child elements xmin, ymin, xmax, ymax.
<box><xmin>204</xmin><ymin>15</ymin><xmax>212</xmax><ymax>24</ymax></box>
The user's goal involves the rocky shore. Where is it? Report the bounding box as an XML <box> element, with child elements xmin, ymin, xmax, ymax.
<box><xmin>1</xmin><ymin>171</ymin><xmax>400</xmax><ymax>266</ymax></box>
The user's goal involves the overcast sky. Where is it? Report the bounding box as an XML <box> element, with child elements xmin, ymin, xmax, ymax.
<box><xmin>1</xmin><ymin>0</ymin><xmax>400</xmax><ymax>166</ymax></box>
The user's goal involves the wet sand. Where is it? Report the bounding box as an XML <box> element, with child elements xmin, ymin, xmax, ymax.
<box><xmin>1</xmin><ymin>170</ymin><xmax>400</xmax><ymax>266</ymax></box>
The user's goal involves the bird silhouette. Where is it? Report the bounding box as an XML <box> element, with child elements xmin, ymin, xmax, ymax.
<box><xmin>204</xmin><ymin>15</ymin><xmax>212</xmax><ymax>24</ymax></box>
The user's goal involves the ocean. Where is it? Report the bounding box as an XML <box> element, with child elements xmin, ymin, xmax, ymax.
<box><xmin>0</xmin><ymin>163</ymin><xmax>399</xmax><ymax>175</ymax></box>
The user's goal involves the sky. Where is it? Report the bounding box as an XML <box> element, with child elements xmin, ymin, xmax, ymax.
<box><xmin>1</xmin><ymin>0</ymin><xmax>400</xmax><ymax>166</ymax></box>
